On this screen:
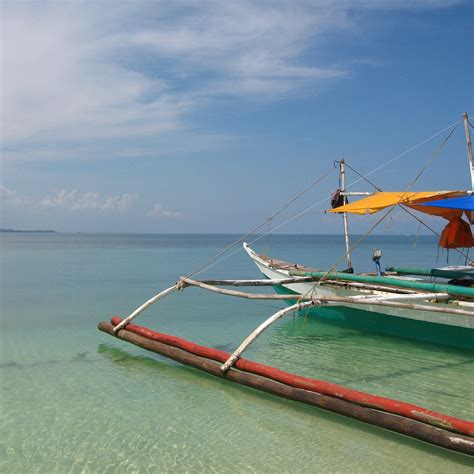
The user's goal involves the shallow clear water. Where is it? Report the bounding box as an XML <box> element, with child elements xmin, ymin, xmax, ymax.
<box><xmin>1</xmin><ymin>233</ymin><xmax>473</xmax><ymax>472</ymax></box>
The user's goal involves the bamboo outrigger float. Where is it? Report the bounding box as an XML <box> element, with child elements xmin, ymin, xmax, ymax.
<box><xmin>100</xmin><ymin>318</ymin><xmax>474</xmax><ymax>454</ymax></box>
<box><xmin>99</xmin><ymin>273</ymin><xmax>474</xmax><ymax>456</ymax></box>
<box><xmin>98</xmin><ymin>113</ymin><xmax>474</xmax><ymax>456</ymax></box>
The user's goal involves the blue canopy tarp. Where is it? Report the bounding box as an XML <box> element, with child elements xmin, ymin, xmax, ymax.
<box><xmin>420</xmin><ymin>195</ymin><xmax>474</xmax><ymax>211</ymax></box>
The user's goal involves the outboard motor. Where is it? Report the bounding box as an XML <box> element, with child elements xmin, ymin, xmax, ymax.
<box><xmin>373</xmin><ymin>248</ymin><xmax>382</xmax><ymax>276</ymax></box>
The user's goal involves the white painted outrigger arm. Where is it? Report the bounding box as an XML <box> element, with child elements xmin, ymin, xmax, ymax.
<box><xmin>112</xmin><ymin>276</ymin><xmax>314</xmax><ymax>333</ymax></box>
<box><xmin>113</xmin><ymin>284</ymin><xmax>178</xmax><ymax>333</ymax></box>
<box><xmin>220</xmin><ymin>301</ymin><xmax>315</xmax><ymax>374</ymax></box>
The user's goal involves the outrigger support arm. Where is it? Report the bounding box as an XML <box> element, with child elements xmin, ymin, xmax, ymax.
<box><xmin>180</xmin><ymin>279</ymin><xmax>464</xmax><ymax>315</ymax></box>
<box><xmin>113</xmin><ymin>284</ymin><xmax>178</xmax><ymax>333</ymax></box>
<box><xmin>220</xmin><ymin>301</ymin><xmax>315</xmax><ymax>374</ymax></box>
<box><xmin>179</xmin><ymin>277</ymin><xmax>312</xmax><ymax>300</ymax></box>
<box><xmin>114</xmin><ymin>276</ymin><xmax>468</xmax><ymax>334</ymax></box>
<box><xmin>218</xmin><ymin>293</ymin><xmax>468</xmax><ymax>375</ymax></box>
<box><xmin>112</xmin><ymin>276</ymin><xmax>315</xmax><ymax>332</ymax></box>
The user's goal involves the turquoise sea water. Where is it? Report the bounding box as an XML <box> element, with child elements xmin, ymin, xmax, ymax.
<box><xmin>1</xmin><ymin>233</ymin><xmax>473</xmax><ymax>473</ymax></box>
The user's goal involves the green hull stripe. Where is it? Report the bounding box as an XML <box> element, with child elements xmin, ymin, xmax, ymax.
<box><xmin>288</xmin><ymin>269</ymin><xmax>474</xmax><ymax>298</ymax></box>
<box><xmin>386</xmin><ymin>266</ymin><xmax>474</xmax><ymax>280</ymax></box>
<box><xmin>273</xmin><ymin>285</ymin><xmax>474</xmax><ymax>350</ymax></box>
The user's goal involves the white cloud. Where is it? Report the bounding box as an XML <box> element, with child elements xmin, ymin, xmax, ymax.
<box><xmin>1</xmin><ymin>0</ymin><xmax>464</xmax><ymax>161</ymax></box>
<box><xmin>1</xmin><ymin>3</ymin><xmax>180</xmax><ymax>145</ymax></box>
<box><xmin>38</xmin><ymin>190</ymin><xmax>138</xmax><ymax>212</ymax></box>
<box><xmin>0</xmin><ymin>185</ymin><xmax>29</xmax><ymax>207</ymax></box>
<box><xmin>1</xmin><ymin>186</ymin><xmax>137</xmax><ymax>212</ymax></box>
<box><xmin>130</xmin><ymin>2</ymin><xmax>347</xmax><ymax>94</ymax></box>
<box><xmin>147</xmin><ymin>203</ymin><xmax>182</xmax><ymax>219</ymax></box>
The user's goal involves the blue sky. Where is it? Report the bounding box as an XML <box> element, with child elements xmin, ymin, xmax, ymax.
<box><xmin>1</xmin><ymin>0</ymin><xmax>473</xmax><ymax>233</ymax></box>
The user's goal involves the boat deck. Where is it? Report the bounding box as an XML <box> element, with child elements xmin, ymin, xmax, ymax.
<box><xmin>257</xmin><ymin>252</ymin><xmax>384</xmax><ymax>277</ymax></box>
<box><xmin>258</xmin><ymin>253</ymin><xmax>318</xmax><ymax>272</ymax></box>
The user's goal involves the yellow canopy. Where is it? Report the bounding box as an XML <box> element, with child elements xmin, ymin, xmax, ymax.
<box><xmin>329</xmin><ymin>191</ymin><xmax>467</xmax><ymax>216</ymax></box>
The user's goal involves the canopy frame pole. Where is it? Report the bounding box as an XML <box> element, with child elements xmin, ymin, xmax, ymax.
<box><xmin>463</xmin><ymin>112</ymin><xmax>474</xmax><ymax>190</ymax></box>
<box><xmin>339</xmin><ymin>159</ymin><xmax>353</xmax><ymax>271</ymax></box>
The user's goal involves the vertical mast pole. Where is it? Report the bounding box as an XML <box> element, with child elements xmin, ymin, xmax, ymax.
<box><xmin>339</xmin><ymin>160</ymin><xmax>353</xmax><ymax>270</ymax></box>
<box><xmin>463</xmin><ymin>112</ymin><xmax>474</xmax><ymax>190</ymax></box>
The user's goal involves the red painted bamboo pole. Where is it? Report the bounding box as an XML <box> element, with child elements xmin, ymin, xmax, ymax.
<box><xmin>99</xmin><ymin>320</ymin><xmax>474</xmax><ymax>455</ymax></box>
<box><xmin>110</xmin><ymin>316</ymin><xmax>473</xmax><ymax>437</ymax></box>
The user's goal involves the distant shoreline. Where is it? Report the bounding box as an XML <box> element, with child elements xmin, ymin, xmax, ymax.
<box><xmin>0</xmin><ymin>229</ymin><xmax>56</xmax><ymax>233</ymax></box>
<box><xmin>0</xmin><ymin>230</ymin><xmax>438</xmax><ymax>237</ymax></box>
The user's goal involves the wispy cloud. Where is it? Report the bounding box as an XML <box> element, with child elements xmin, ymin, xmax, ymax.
<box><xmin>38</xmin><ymin>190</ymin><xmax>138</xmax><ymax>212</ymax></box>
<box><xmin>1</xmin><ymin>0</ymin><xmax>464</xmax><ymax>162</ymax></box>
<box><xmin>130</xmin><ymin>2</ymin><xmax>346</xmax><ymax>96</ymax></box>
<box><xmin>1</xmin><ymin>186</ymin><xmax>137</xmax><ymax>212</ymax></box>
<box><xmin>147</xmin><ymin>203</ymin><xmax>182</xmax><ymax>219</ymax></box>
<box><xmin>0</xmin><ymin>185</ymin><xmax>29</xmax><ymax>208</ymax></box>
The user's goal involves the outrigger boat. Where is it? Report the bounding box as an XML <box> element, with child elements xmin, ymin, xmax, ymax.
<box><xmin>243</xmin><ymin>203</ymin><xmax>474</xmax><ymax>350</ymax></box>
<box><xmin>245</xmin><ymin>112</ymin><xmax>474</xmax><ymax>350</ymax></box>
<box><xmin>98</xmin><ymin>112</ymin><xmax>474</xmax><ymax>455</ymax></box>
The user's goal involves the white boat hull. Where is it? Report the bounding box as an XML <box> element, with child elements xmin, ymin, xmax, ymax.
<box><xmin>244</xmin><ymin>243</ymin><xmax>474</xmax><ymax>349</ymax></box>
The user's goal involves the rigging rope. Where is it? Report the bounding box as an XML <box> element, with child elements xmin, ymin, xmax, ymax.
<box><xmin>317</xmin><ymin>122</ymin><xmax>460</xmax><ymax>283</ymax></box>
<box><xmin>343</xmin><ymin>162</ymin><xmax>382</xmax><ymax>192</ymax></box>
<box><xmin>344</xmin><ymin>119</ymin><xmax>462</xmax><ymax>192</ymax></box>
<box><xmin>180</xmin><ymin>117</ymin><xmax>464</xmax><ymax>279</ymax></box>
<box><xmin>238</xmin><ymin>119</ymin><xmax>464</xmax><ymax>249</ymax></box>
<box><xmin>185</xmin><ymin>165</ymin><xmax>335</xmax><ymax>279</ymax></box>
<box><xmin>344</xmin><ymin>161</ymin><xmax>471</xmax><ymax>261</ymax></box>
